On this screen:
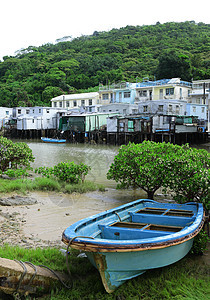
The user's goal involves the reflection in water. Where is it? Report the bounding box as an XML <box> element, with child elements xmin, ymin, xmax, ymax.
<box><xmin>26</xmin><ymin>141</ymin><xmax>119</xmax><ymax>187</ymax></box>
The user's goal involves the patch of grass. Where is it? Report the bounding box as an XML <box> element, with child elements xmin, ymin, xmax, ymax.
<box><xmin>0</xmin><ymin>245</ymin><xmax>209</xmax><ymax>299</ymax></box>
<box><xmin>0</xmin><ymin>177</ymin><xmax>105</xmax><ymax>194</ymax></box>
<box><xmin>65</xmin><ymin>180</ymin><xmax>105</xmax><ymax>194</ymax></box>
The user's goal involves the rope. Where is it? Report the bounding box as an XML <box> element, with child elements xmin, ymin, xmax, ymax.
<box><xmin>11</xmin><ymin>235</ymin><xmax>94</xmax><ymax>296</ymax></box>
<box><xmin>114</xmin><ymin>212</ymin><xmax>122</xmax><ymax>222</ymax></box>
<box><xmin>66</xmin><ymin>236</ymin><xmax>95</xmax><ymax>278</ymax></box>
<box><xmin>14</xmin><ymin>260</ymin><xmax>27</xmax><ymax>292</ymax></box>
<box><xmin>38</xmin><ymin>265</ymin><xmax>72</xmax><ymax>289</ymax></box>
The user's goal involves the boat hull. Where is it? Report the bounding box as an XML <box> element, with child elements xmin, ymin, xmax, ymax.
<box><xmin>87</xmin><ymin>239</ymin><xmax>193</xmax><ymax>293</ymax></box>
<box><xmin>62</xmin><ymin>199</ymin><xmax>204</xmax><ymax>293</ymax></box>
<box><xmin>41</xmin><ymin>137</ymin><xmax>66</xmax><ymax>143</ymax></box>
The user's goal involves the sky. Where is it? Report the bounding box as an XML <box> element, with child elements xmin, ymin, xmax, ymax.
<box><xmin>0</xmin><ymin>0</ymin><xmax>209</xmax><ymax>61</ymax></box>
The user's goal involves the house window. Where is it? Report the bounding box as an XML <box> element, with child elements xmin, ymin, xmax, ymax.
<box><xmin>180</xmin><ymin>88</ymin><xmax>182</xmax><ymax>98</ymax></box>
<box><xmin>124</xmin><ymin>92</ymin><xmax>131</xmax><ymax>98</ymax></box>
<box><xmin>201</xmin><ymin>107</ymin><xmax>205</xmax><ymax>113</ymax></box>
<box><xmin>66</xmin><ymin>101</ymin><xmax>69</xmax><ymax>107</ymax></box>
<box><xmin>18</xmin><ymin>109</ymin><xmax>21</xmax><ymax>114</ymax></box>
<box><xmin>196</xmin><ymin>98</ymin><xmax>200</xmax><ymax>104</ymax></box>
<box><xmin>143</xmin><ymin>105</ymin><xmax>148</xmax><ymax>112</ymax></box>
<box><xmin>168</xmin><ymin>105</ymin><xmax>172</xmax><ymax>112</ymax></box>
<box><xmin>32</xmin><ymin>119</ymin><xmax>34</xmax><ymax>123</ymax></box>
<box><xmin>73</xmin><ymin>100</ymin><xmax>77</xmax><ymax>107</ymax></box>
<box><xmin>102</xmin><ymin>93</ymin><xmax>109</xmax><ymax>100</ymax></box>
<box><xmin>158</xmin><ymin>105</ymin><xmax>163</xmax><ymax>112</ymax></box>
<box><xmin>26</xmin><ymin>109</ymin><xmax>30</xmax><ymax>114</ymax></box>
<box><xmin>54</xmin><ymin>102</ymin><xmax>57</xmax><ymax>107</ymax></box>
<box><xmin>46</xmin><ymin>109</ymin><xmax>49</xmax><ymax>113</ymax></box>
<box><xmin>159</xmin><ymin>89</ymin><xmax>163</xmax><ymax>99</ymax></box>
<box><xmin>39</xmin><ymin>109</ymin><xmax>41</xmax><ymax>113</ymax></box>
<box><xmin>6</xmin><ymin>111</ymin><xmax>9</xmax><ymax>115</ymax></box>
<box><xmin>193</xmin><ymin>107</ymin><xmax>196</xmax><ymax>113</ymax></box>
<box><xmin>166</xmin><ymin>88</ymin><xmax>174</xmax><ymax>95</ymax></box>
<box><xmin>59</xmin><ymin>101</ymin><xmax>62</xmax><ymax>107</ymax></box>
<box><xmin>123</xmin><ymin>109</ymin><xmax>126</xmax><ymax>114</ymax></box>
<box><xmin>89</xmin><ymin>99</ymin><xmax>92</xmax><ymax>105</ymax></box>
<box><xmin>32</xmin><ymin>109</ymin><xmax>35</xmax><ymax>113</ymax></box>
<box><xmin>176</xmin><ymin>105</ymin><xmax>180</xmax><ymax>114</ymax></box>
<box><xmin>119</xmin><ymin>92</ymin><xmax>122</xmax><ymax>101</ymax></box>
<box><xmin>81</xmin><ymin>100</ymin><xmax>85</xmax><ymax>106</ymax></box>
<box><xmin>139</xmin><ymin>90</ymin><xmax>147</xmax><ymax>97</ymax></box>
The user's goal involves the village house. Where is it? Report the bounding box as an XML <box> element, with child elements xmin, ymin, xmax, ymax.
<box><xmin>138</xmin><ymin>99</ymin><xmax>186</xmax><ymax>116</ymax></box>
<box><xmin>98</xmin><ymin>103</ymin><xmax>138</xmax><ymax>115</ymax></box>
<box><xmin>99</xmin><ymin>82</ymin><xmax>136</xmax><ymax>104</ymax></box>
<box><xmin>135</xmin><ymin>78</ymin><xmax>192</xmax><ymax>102</ymax></box>
<box><xmin>189</xmin><ymin>79</ymin><xmax>210</xmax><ymax>132</ymax></box>
<box><xmin>51</xmin><ymin>92</ymin><xmax>99</xmax><ymax>109</ymax></box>
<box><xmin>0</xmin><ymin>107</ymin><xmax>12</xmax><ymax>129</ymax></box>
<box><xmin>14</xmin><ymin>107</ymin><xmax>66</xmax><ymax>130</ymax></box>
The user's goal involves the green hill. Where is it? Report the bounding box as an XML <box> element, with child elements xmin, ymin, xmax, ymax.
<box><xmin>0</xmin><ymin>21</ymin><xmax>209</xmax><ymax>107</ymax></box>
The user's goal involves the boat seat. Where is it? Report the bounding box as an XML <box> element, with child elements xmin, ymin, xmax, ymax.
<box><xmin>98</xmin><ymin>222</ymin><xmax>182</xmax><ymax>240</ymax></box>
<box><xmin>130</xmin><ymin>211</ymin><xmax>195</xmax><ymax>227</ymax></box>
<box><xmin>136</xmin><ymin>207</ymin><xmax>194</xmax><ymax>217</ymax></box>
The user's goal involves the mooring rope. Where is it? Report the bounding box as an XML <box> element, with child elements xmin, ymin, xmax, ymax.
<box><xmin>66</xmin><ymin>236</ymin><xmax>95</xmax><ymax>278</ymax></box>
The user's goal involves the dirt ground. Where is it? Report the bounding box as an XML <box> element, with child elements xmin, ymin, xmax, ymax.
<box><xmin>0</xmin><ymin>189</ymin><xmax>145</xmax><ymax>249</ymax></box>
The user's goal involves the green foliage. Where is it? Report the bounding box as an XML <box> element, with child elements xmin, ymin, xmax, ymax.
<box><xmin>0</xmin><ymin>136</ymin><xmax>34</xmax><ymax>175</ymax></box>
<box><xmin>107</xmin><ymin>141</ymin><xmax>210</xmax><ymax>208</ymax></box>
<box><xmin>164</xmin><ymin>145</ymin><xmax>210</xmax><ymax>209</ymax></box>
<box><xmin>0</xmin><ymin>21</ymin><xmax>209</xmax><ymax>106</ymax></box>
<box><xmin>0</xmin><ymin>177</ymin><xmax>104</xmax><ymax>194</ymax></box>
<box><xmin>35</xmin><ymin>161</ymin><xmax>91</xmax><ymax>184</ymax></box>
<box><xmin>107</xmin><ymin>141</ymin><xmax>177</xmax><ymax>199</ymax></box>
<box><xmin>190</xmin><ymin>230</ymin><xmax>209</xmax><ymax>255</ymax></box>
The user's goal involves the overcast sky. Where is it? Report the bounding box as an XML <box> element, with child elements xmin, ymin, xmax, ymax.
<box><xmin>0</xmin><ymin>0</ymin><xmax>209</xmax><ymax>61</ymax></box>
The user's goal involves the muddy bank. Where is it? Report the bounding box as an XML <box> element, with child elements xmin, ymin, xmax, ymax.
<box><xmin>0</xmin><ymin>189</ymin><xmax>148</xmax><ymax>249</ymax></box>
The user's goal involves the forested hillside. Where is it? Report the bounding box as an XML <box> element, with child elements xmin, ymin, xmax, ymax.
<box><xmin>0</xmin><ymin>21</ymin><xmax>209</xmax><ymax>107</ymax></box>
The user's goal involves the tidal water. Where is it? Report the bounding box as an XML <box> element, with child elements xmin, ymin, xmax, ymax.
<box><xmin>21</xmin><ymin>140</ymin><xmax>210</xmax><ymax>188</ymax></box>
<box><xmin>25</xmin><ymin>141</ymin><xmax>119</xmax><ymax>187</ymax></box>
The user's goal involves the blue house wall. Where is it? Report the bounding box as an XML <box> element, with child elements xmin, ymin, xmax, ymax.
<box><xmin>114</xmin><ymin>83</ymin><xmax>136</xmax><ymax>104</ymax></box>
<box><xmin>186</xmin><ymin>103</ymin><xmax>207</xmax><ymax>120</ymax></box>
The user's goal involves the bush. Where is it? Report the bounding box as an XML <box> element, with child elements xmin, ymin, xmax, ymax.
<box><xmin>107</xmin><ymin>141</ymin><xmax>210</xmax><ymax>209</ymax></box>
<box><xmin>35</xmin><ymin>161</ymin><xmax>91</xmax><ymax>184</ymax></box>
<box><xmin>190</xmin><ymin>230</ymin><xmax>209</xmax><ymax>255</ymax></box>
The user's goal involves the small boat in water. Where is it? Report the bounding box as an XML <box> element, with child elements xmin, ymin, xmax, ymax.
<box><xmin>41</xmin><ymin>137</ymin><xmax>66</xmax><ymax>143</ymax></box>
<box><xmin>62</xmin><ymin>199</ymin><xmax>204</xmax><ymax>293</ymax></box>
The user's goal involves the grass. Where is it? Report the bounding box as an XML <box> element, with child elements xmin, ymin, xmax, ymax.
<box><xmin>0</xmin><ymin>244</ymin><xmax>209</xmax><ymax>300</ymax></box>
<box><xmin>0</xmin><ymin>177</ymin><xmax>105</xmax><ymax>194</ymax></box>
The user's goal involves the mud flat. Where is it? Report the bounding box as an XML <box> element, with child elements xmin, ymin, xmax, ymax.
<box><xmin>0</xmin><ymin>189</ymin><xmax>147</xmax><ymax>249</ymax></box>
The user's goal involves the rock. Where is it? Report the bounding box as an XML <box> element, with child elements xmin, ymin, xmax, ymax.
<box><xmin>0</xmin><ymin>196</ymin><xmax>37</xmax><ymax>206</ymax></box>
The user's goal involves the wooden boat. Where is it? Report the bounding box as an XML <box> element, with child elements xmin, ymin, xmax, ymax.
<box><xmin>62</xmin><ymin>199</ymin><xmax>205</xmax><ymax>293</ymax></box>
<box><xmin>41</xmin><ymin>137</ymin><xmax>66</xmax><ymax>143</ymax></box>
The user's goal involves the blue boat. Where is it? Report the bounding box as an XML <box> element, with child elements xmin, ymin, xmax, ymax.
<box><xmin>41</xmin><ymin>137</ymin><xmax>66</xmax><ymax>143</ymax></box>
<box><xmin>62</xmin><ymin>199</ymin><xmax>204</xmax><ymax>293</ymax></box>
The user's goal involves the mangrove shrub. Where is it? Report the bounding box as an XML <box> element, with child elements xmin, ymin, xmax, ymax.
<box><xmin>0</xmin><ymin>137</ymin><xmax>34</xmax><ymax>176</ymax></box>
<box><xmin>35</xmin><ymin>161</ymin><xmax>91</xmax><ymax>184</ymax></box>
<box><xmin>107</xmin><ymin>141</ymin><xmax>210</xmax><ymax>209</ymax></box>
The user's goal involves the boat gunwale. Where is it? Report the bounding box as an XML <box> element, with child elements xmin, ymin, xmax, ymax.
<box><xmin>62</xmin><ymin>199</ymin><xmax>204</xmax><ymax>252</ymax></box>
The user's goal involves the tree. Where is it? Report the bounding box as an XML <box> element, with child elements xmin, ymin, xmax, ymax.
<box><xmin>107</xmin><ymin>141</ymin><xmax>175</xmax><ymax>199</ymax></box>
<box><xmin>156</xmin><ymin>50</ymin><xmax>192</xmax><ymax>81</ymax></box>
<box><xmin>165</xmin><ymin>144</ymin><xmax>210</xmax><ymax>210</ymax></box>
<box><xmin>0</xmin><ymin>137</ymin><xmax>34</xmax><ymax>176</ymax></box>
<box><xmin>107</xmin><ymin>141</ymin><xmax>210</xmax><ymax>208</ymax></box>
